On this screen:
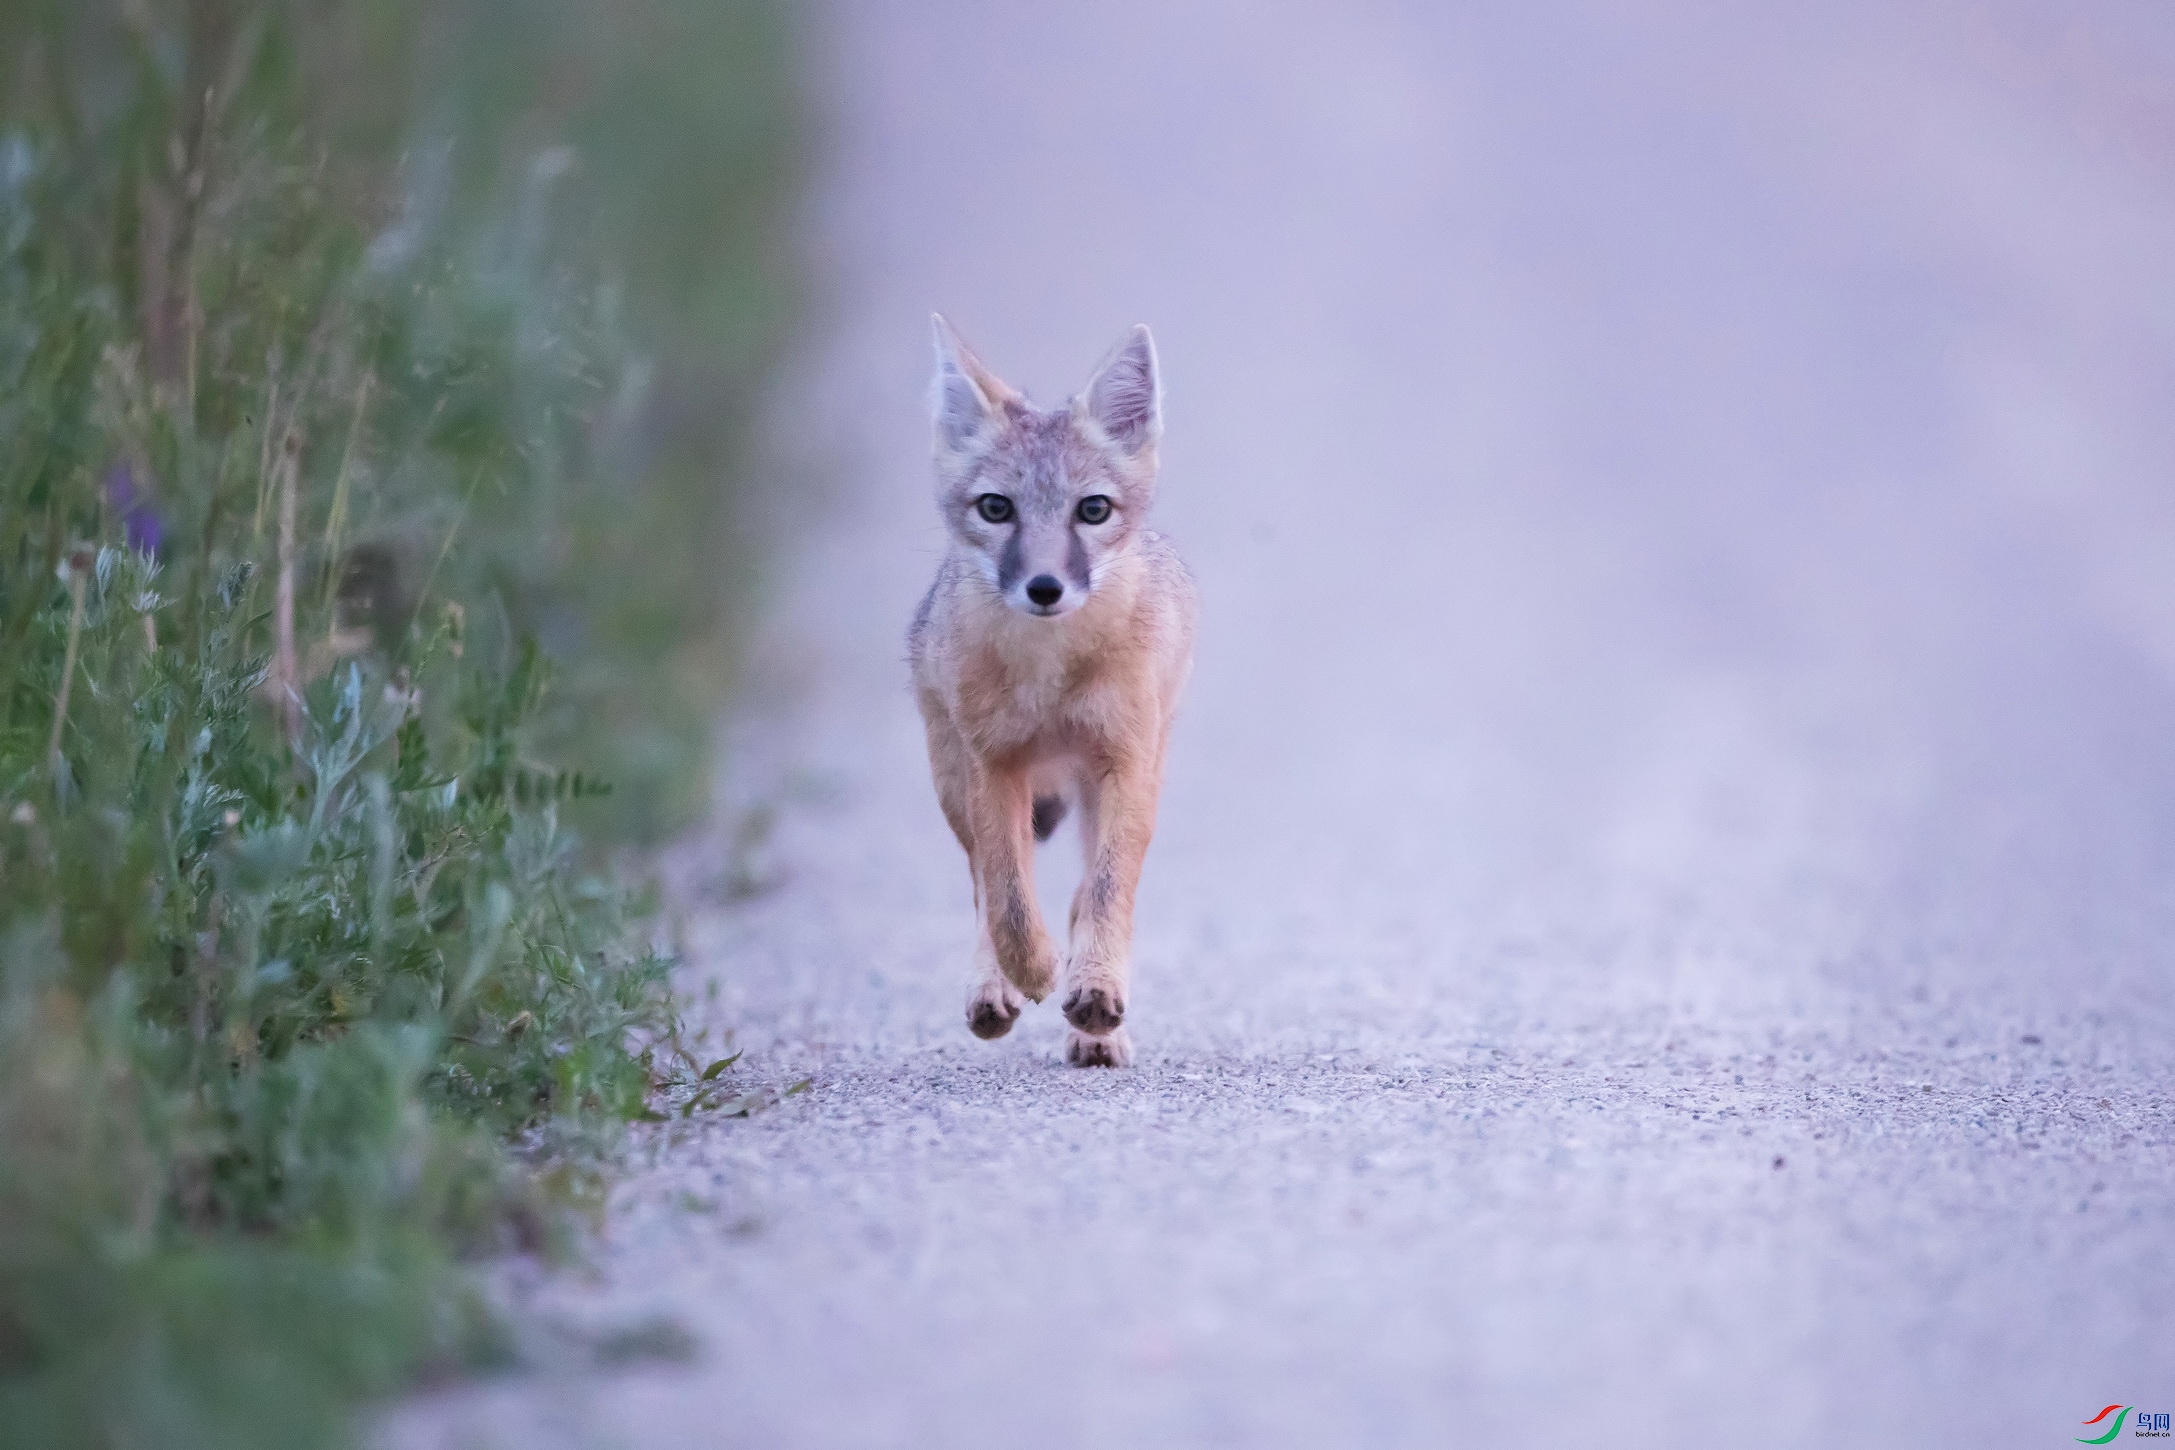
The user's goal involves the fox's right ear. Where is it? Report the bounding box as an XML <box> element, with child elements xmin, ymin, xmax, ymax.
<box><xmin>931</xmin><ymin>314</ymin><xmax>1018</xmax><ymax>454</ymax></box>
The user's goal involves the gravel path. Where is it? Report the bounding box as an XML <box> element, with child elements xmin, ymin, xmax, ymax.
<box><xmin>391</xmin><ymin>4</ymin><xmax>2175</xmax><ymax>1446</ymax></box>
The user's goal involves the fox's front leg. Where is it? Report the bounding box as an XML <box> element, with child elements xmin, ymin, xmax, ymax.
<box><xmin>923</xmin><ymin>708</ymin><xmax>1027</xmax><ymax>1039</ymax></box>
<box><xmin>1061</xmin><ymin>745</ymin><xmax>1163</xmax><ymax>1067</ymax></box>
<box><xmin>968</xmin><ymin>756</ymin><xmax>1058</xmax><ymax>1003</ymax></box>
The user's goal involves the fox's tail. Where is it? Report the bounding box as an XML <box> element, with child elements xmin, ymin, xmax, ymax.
<box><xmin>1031</xmin><ymin>794</ymin><xmax>1069</xmax><ymax>843</ymax></box>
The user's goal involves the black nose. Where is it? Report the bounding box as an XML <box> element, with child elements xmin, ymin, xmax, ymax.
<box><xmin>1025</xmin><ymin>575</ymin><xmax>1063</xmax><ymax>608</ymax></box>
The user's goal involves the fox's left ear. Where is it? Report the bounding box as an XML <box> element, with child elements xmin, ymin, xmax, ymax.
<box><xmin>1077</xmin><ymin>325</ymin><xmax>1160</xmax><ymax>455</ymax></box>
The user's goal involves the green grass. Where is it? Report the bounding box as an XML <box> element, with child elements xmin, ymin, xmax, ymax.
<box><xmin>0</xmin><ymin>3</ymin><xmax>799</xmax><ymax>1445</ymax></box>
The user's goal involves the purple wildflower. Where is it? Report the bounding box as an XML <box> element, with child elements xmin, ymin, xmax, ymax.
<box><xmin>103</xmin><ymin>462</ymin><xmax>166</xmax><ymax>556</ymax></box>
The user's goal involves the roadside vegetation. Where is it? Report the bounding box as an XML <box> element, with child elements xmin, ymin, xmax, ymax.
<box><xmin>0</xmin><ymin>3</ymin><xmax>799</xmax><ymax>1446</ymax></box>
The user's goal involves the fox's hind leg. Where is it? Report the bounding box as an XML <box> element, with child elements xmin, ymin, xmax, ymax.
<box><xmin>1028</xmin><ymin>758</ymin><xmax>1071</xmax><ymax>843</ymax></box>
<box><xmin>1064</xmin><ymin>1025</ymin><xmax>1133</xmax><ymax>1068</ymax></box>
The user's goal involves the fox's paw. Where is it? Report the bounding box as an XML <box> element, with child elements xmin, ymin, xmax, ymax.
<box><xmin>965</xmin><ymin>974</ymin><xmax>1027</xmax><ymax>1041</ymax></box>
<box><xmin>1065</xmin><ymin>1025</ymin><xmax>1133</xmax><ymax>1068</ymax></box>
<box><xmin>1061</xmin><ymin>983</ymin><xmax>1125</xmax><ymax>1036</ymax></box>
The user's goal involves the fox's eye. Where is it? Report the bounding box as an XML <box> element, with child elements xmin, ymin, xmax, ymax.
<box><xmin>974</xmin><ymin>494</ymin><xmax>1014</xmax><ymax>524</ymax></box>
<box><xmin>1075</xmin><ymin>495</ymin><xmax>1113</xmax><ymax>525</ymax></box>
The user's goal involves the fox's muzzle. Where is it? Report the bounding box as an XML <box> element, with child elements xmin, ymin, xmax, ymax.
<box><xmin>998</xmin><ymin>523</ymin><xmax>1090</xmax><ymax>616</ymax></box>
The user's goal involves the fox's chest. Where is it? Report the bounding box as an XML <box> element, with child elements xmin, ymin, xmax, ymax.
<box><xmin>954</xmin><ymin>628</ymin><xmax>1122</xmax><ymax>750</ymax></box>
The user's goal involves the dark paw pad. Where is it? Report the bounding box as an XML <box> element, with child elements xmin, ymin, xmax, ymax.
<box><xmin>1061</xmin><ymin>986</ymin><xmax>1124</xmax><ymax>1035</ymax></box>
<box><xmin>1066</xmin><ymin>1034</ymin><xmax>1127</xmax><ymax>1068</ymax></box>
<box><xmin>1031</xmin><ymin>794</ymin><xmax>1068</xmax><ymax>842</ymax></box>
<box><xmin>967</xmin><ymin>998</ymin><xmax>1019</xmax><ymax>1040</ymax></box>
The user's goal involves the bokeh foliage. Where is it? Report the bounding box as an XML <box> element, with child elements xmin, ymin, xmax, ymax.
<box><xmin>0</xmin><ymin>2</ymin><xmax>798</xmax><ymax>1445</ymax></box>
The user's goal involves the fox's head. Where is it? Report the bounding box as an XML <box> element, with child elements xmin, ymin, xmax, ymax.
<box><xmin>929</xmin><ymin>316</ymin><xmax>1161</xmax><ymax>618</ymax></box>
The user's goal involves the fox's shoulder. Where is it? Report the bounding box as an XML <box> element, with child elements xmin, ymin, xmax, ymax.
<box><xmin>907</xmin><ymin>568</ymin><xmax>944</xmax><ymax>668</ymax></box>
<box><xmin>1136</xmin><ymin>530</ymin><xmax>1192</xmax><ymax>581</ymax></box>
<box><xmin>908</xmin><ymin>554</ymin><xmax>978</xmax><ymax>670</ymax></box>
<box><xmin>908</xmin><ymin>573</ymin><xmax>938</xmax><ymax>657</ymax></box>
<box><xmin>1135</xmin><ymin>531</ymin><xmax>1198</xmax><ymax>614</ymax></box>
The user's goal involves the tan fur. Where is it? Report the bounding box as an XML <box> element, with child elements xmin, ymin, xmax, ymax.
<box><xmin>909</xmin><ymin>318</ymin><xmax>1196</xmax><ymax>1068</ymax></box>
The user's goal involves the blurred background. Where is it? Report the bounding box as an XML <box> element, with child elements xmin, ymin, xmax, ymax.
<box><xmin>6</xmin><ymin>2</ymin><xmax>2175</xmax><ymax>1447</ymax></box>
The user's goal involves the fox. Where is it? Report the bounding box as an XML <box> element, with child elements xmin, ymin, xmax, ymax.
<box><xmin>907</xmin><ymin>316</ymin><xmax>1197</xmax><ymax>1068</ymax></box>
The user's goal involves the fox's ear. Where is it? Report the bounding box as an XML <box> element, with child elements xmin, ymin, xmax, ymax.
<box><xmin>1077</xmin><ymin>324</ymin><xmax>1160</xmax><ymax>455</ymax></box>
<box><xmin>931</xmin><ymin>314</ymin><xmax>1017</xmax><ymax>453</ymax></box>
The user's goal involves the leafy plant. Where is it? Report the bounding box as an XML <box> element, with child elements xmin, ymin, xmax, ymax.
<box><xmin>0</xmin><ymin>552</ymin><xmax>678</xmax><ymax>1446</ymax></box>
<box><xmin>0</xmin><ymin>3</ymin><xmax>798</xmax><ymax>1446</ymax></box>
